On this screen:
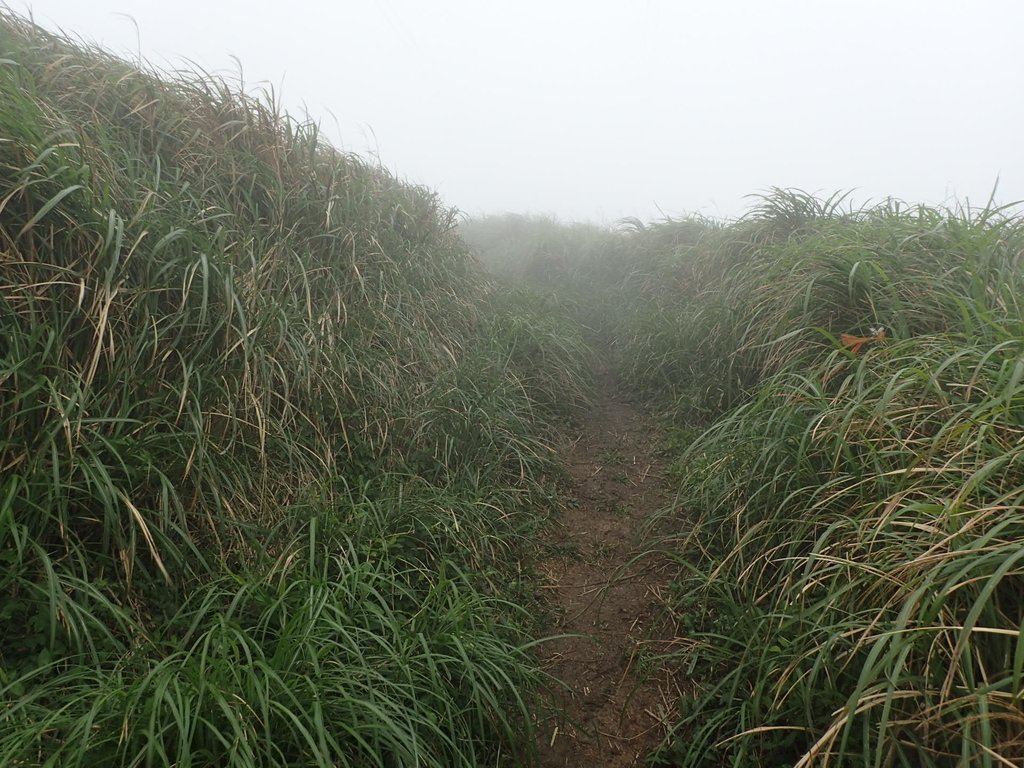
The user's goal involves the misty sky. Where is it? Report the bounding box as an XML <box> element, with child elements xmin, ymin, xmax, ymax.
<box><xmin>15</xmin><ymin>0</ymin><xmax>1024</xmax><ymax>222</ymax></box>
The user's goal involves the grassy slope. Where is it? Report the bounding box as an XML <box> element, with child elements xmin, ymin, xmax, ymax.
<box><xmin>627</xmin><ymin>193</ymin><xmax>1024</xmax><ymax>766</ymax></box>
<box><xmin>0</xmin><ymin>15</ymin><xmax>589</xmax><ymax>767</ymax></box>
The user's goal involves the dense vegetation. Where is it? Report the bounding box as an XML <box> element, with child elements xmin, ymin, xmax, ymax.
<box><xmin>464</xmin><ymin>195</ymin><xmax>1024</xmax><ymax>766</ymax></box>
<box><xmin>5</xmin><ymin>10</ymin><xmax>1022</xmax><ymax>766</ymax></box>
<box><xmin>0</xmin><ymin>15</ymin><xmax>590</xmax><ymax>767</ymax></box>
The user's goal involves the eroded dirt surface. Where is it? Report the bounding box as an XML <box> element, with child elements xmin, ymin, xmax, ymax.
<box><xmin>535</xmin><ymin>361</ymin><xmax>681</xmax><ymax>767</ymax></box>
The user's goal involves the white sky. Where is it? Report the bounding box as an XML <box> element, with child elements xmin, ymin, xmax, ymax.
<box><xmin>13</xmin><ymin>0</ymin><xmax>1024</xmax><ymax>222</ymax></box>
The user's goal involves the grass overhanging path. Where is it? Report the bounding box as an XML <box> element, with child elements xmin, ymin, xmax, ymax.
<box><xmin>535</xmin><ymin>350</ymin><xmax>682</xmax><ymax>767</ymax></box>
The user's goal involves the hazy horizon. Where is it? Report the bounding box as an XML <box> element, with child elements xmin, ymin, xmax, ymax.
<box><xmin>14</xmin><ymin>0</ymin><xmax>1024</xmax><ymax>223</ymax></box>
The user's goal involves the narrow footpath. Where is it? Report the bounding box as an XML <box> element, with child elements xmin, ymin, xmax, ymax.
<box><xmin>535</xmin><ymin>357</ymin><xmax>681</xmax><ymax>767</ymax></box>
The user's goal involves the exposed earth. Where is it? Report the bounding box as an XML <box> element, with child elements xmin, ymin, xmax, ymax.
<box><xmin>535</xmin><ymin>357</ymin><xmax>683</xmax><ymax>767</ymax></box>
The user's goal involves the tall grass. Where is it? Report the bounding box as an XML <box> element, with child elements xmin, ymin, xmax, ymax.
<box><xmin>0</xmin><ymin>13</ymin><xmax>590</xmax><ymax>766</ymax></box>
<box><xmin>604</xmin><ymin>191</ymin><xmax>1024</xmax><ymax>766</ymax></box>
<box><xmin>616</xmin><ymin>192</ymin><xmax>1023</xmax><ymax>418</ymax></box>
<box><xmin>1</xmin><ymin>491</ymin><xmax>545</xmax><ymax>767</ymax></box>
<box><xmin>660</xmin><ymin>333</ymin><xmax>1024</xmax><ymax>766</ymax></box>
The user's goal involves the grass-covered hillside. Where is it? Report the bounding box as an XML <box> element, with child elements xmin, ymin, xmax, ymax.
<box><xmin>0</xmin><ymin>14</ymin><xmax>589</xmax><ymax>766</ymax></box>
<box><xmin>466</xmin><ymin>192</ymin><xmax>1024</xmax><ymax>766</ymax></box>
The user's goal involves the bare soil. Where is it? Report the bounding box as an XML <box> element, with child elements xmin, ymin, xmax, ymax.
<box><xmin>534</xmin><ymin>358</ymin><xmax>681</xmax><ymax>767</ymax></box>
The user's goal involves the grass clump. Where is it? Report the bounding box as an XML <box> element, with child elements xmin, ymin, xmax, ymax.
<box><xmin>617</xmin><ymin>192</ymin><xmax>1024</xmax><ymax>766</ymax></box>
<box><xmin>2</xmin><ymin>498</ymin><xmax>542</xmax><ymax>767</ymax></box>
<box><xmin>662</xmin><ymin>335</ymin><xmax>1024</xmax><ymax>766</ymax></box>
<box><xmin>0</xmin><ymin>13</ymin><xmax>589</xmax><ymax>766</ymax></box>
<box><xmin>618</xmin><ymin>191</ymin><xmax>1023</xmax><ymax>418</ymax></box>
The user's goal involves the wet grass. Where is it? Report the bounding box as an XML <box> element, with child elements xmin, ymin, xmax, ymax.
<box><xmin>628</xmin><ymin>193</ymin><xmax>1024</xmax><ymax>766</ymax></box>
<box><xmin>8</xmin><ymin>9</ymin><xmax>1021</xmax><ymax>764</ymax></box>
<box><xmin>0</xmin><ymin>13</ymin><xmax>591</xmax><ymax>766</ymax></box>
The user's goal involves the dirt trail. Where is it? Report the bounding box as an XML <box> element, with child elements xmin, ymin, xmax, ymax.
<box><xmin>535</xmin><ymin>356</ymin><xmax>680</xmax><ymax>767</ymax></box>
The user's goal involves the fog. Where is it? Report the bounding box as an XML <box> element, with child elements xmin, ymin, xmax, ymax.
<box><xmin>16</xmin><ymin>0</ymin><xmax>1024</xmax><ymax>222</ymax></box>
